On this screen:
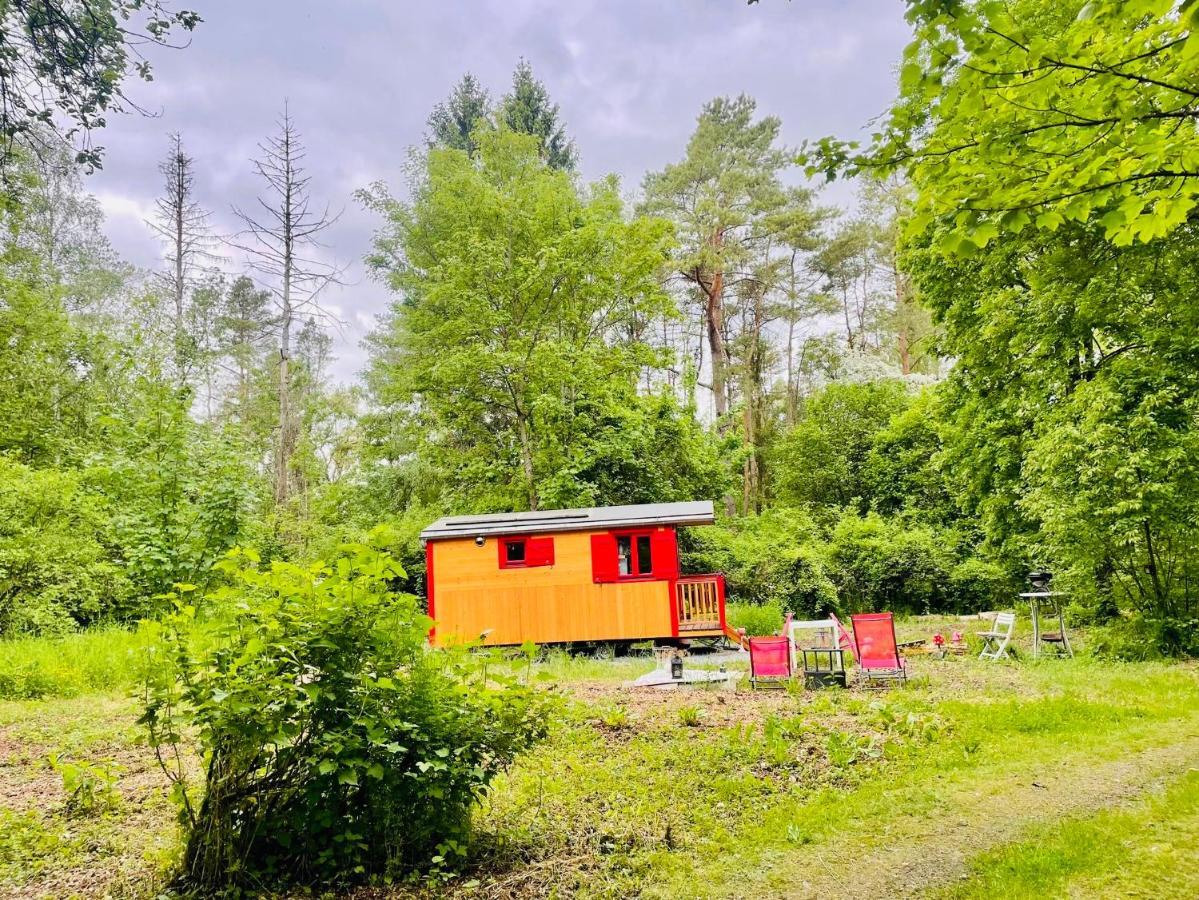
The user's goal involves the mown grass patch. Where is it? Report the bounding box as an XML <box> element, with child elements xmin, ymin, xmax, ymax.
<box><xmin>939</xmin><ymin>768</ymin><xmax>1199</xmax><ymax>898</ymax></box>
<box><xmin>464</xmin><ymin>658</ymin><xmax>1199</xmax><ymax>898</ymax></box>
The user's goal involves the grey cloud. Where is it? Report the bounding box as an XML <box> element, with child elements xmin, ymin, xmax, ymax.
<box><xmin>87</xmin><ymin>0</ymin><xmax>909</xmax><ymax>385</ymax></box>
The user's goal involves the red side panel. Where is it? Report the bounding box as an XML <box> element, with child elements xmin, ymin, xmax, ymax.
<box><xmin>591</xmin><ymin>532</ymin><xmax>620</xmax><ymax>583</ymax></box>
<box><xmin>669</xmin><ymin>577</ymin><xmax>680</xmax><ymax>638</ymax></box>
<box><xmin>526</xmin><ymin>536</ymin><xmax>555</xmax><ymax>567</ymax></box>
<box><xmin>650</xmin><ymin>527</ymin><xmax>679</xmax><ymax>580</ymax></box>
<box><xmin>425</xmin><ymin>541</ymin><xmax>436</xmax><ymax>643</ymax></box>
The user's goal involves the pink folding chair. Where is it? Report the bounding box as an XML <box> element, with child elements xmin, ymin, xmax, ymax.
<box><xmin>849</xmin><ymin>613</ymin><xmax>907</xmax><ymax>686</ymax></box>
<box><xmin>829</xmin><ymin>611</ymin><xmax>858</xmax><ymax>661</ymax></box>
<box><xmin>748</xmin><ymin>636</ymin><xmax>793</xmax><ymax>689</ymax></box>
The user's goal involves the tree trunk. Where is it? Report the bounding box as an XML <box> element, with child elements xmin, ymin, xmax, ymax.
<box><xmin>705</xmin><ymin>268</ymin><xmax>728</xmax><ymax>420</ymax></box>
<box><xmin>276</xmin><ymin>168</ymin><xmax>294</xmax><ymax>506</ymax></box>
<box><xmin>173</xmin><ymin>155</ymin><xmax>185</xmax><ymax>379</ymax></box>
<box><xmin>516</xmin><ymin>412</ymin><xmax>538</xmax><ymax>511</ymax></box>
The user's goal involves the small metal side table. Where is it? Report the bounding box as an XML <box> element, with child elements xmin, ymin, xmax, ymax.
<box><xmin>801</xmin><ymin>646</ymin><xmax>847</xmax><ymax>688</ymax></box>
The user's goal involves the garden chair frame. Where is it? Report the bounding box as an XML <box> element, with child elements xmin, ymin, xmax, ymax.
<box><xmin>748</xmin><ymin>635</ymin><xmax>793</xmax><ymax>689</ymax></box>
<box><xmin>978</xmin><ymin>611</ymin><xmax>1017</xmax><ymax>661</ymax></box>
<box><xmin>848</xmin><ymin>612</ymin><xmax>908</xmax><ymax>687</ymax></box>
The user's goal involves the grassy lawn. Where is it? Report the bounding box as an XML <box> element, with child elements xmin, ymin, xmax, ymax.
<box><xmin>0</xmin><ymin>619</ymin><xmax>1197</xmax><ymax>898</ymax></box>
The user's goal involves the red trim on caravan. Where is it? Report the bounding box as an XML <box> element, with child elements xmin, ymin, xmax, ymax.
<box><xmin>717</xmin><ymin>572</ymin><xmax>727</xmax><ymax>633</ymax></box>
<box><xmin>425</xmin><ymin>541</ymin><xmax>436</xmax><ymax>643</ymax></box>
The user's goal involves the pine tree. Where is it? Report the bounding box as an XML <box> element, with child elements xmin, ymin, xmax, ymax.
<box><xmin>499</xmin><ymin>60</ymin><xmax>576</xmax><ymax>171</ymax></box>
<box><xmin>214</xmin><ymin>275</ymin><xmax>277</xmax><ymax>422</ymax></box>
<box><xmin>426</xmin><ymin>73</ymin><xmax>492</xmax><ymax>156</ymax></box>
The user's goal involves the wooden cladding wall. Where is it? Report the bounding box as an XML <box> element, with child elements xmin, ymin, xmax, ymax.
<box><xmin>429</xmin><ymin>529</ymin><xmax>675</xmax><ymax>646</ymax></box>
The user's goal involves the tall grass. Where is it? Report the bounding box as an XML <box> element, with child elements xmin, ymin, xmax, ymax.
<box><xmin>726</xmin><ymin>600</ymin><xmax>784</xmax><ymax>636</ymax></box>
<box><xmin>0</xmin><ymin>626</ymin><xmax>156</xmax><ymax>700</ymax></box>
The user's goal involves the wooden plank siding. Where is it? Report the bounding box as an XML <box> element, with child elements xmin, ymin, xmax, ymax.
<box><xmin>430</xmin><ymin>529</ymin><xmax>678</xmax><ymax>646</ymax></box>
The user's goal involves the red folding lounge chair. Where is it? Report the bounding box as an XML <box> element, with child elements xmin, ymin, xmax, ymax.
<box><xmin>829</xmin><ymin>611</ymin><xmax>858</xmax><ymax>661</ymax></box>
<box><xmin>748</xmin><ymin>635</ymin><xmax>793</xmax><ymax>689</ymax></box>
<box><xmin>849</xmin><ymin>612</ymin><xmax>907</xmax><ymax>686</ymax></box>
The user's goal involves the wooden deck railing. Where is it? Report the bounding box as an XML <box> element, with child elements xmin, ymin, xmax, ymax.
<box><xmin>676</xmin><ymin>574</ymin><xmax>724</xmax><ymax>631</ymax></box>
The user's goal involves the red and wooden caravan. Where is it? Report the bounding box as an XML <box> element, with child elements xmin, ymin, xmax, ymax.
<box><xmin>421</xmin><ymin>501</ymin><xmax>735</xmax><ymax>647</ymax></box>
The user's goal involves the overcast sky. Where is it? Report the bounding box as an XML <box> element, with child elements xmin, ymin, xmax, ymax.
<box><xmin>86</xmin><ymin>0</ymin><xmax>911</xmax><ymax>383</ymax></box>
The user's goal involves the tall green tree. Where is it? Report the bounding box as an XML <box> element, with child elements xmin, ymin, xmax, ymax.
<box><xmin>214</xmin><ymin>275</ymin><xmax>277</xmax><ymax>424</ymax></box>
<box><xmin>771</xmin><ymin>379</ymin><xmax>912</xmax><ymax>513</ymax></box>
<box><xmin>641</xmin><ymin>95</ymin><xmax>793</xmax><ymax>422</ymax></box>
<box><xmin>361</xmin><ymin>130</ymin><xmax>681</xmax><ymax>511</ymax></box>
<box><xmin>426</xmin><ymin>72</ymin><xmax>492</xmax><ymax>156</ymax></box>
<box><xmin>498</xmin><ymin>60</ymin><xmax>577</xmax><ymax>172</ymax></box>
<box><xmin>909</xmin><ymin>221</ymin><xmax>1199</xmax><ymax>626</ymax></box>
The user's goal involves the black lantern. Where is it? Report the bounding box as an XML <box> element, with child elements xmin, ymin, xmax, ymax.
<box><xmin>1028</xmin><ymin>570</ymin><xmax>1052</xmax><ymax>592</ymax></box>
<box><xmin>670</xmin><ymin>655</ymin><xmax>684</xmax><ymax>680</ymax></box>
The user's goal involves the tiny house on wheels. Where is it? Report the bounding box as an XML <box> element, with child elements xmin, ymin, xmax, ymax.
<box><xmin>421</xmin><ymin>501</ymin><xmax>733</xmax><ymax>648</ymax></box>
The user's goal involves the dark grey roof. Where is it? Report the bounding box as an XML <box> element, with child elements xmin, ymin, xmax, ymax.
<box><xmin>420</xmin><ymin>501</ymin><xmax>715</xmax><ymax>541</ymax></box>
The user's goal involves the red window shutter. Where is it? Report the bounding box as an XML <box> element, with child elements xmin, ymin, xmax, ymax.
<box><xmin>527</xmin><ymin>536</ymin><xmax>555</xmax><ymax>567</ymax></box>
<box><xmin>650</xmin><ymin>528</ymin><xmax>679</xmax><ymax>580</ymax></box>
<box><xmin>591</xmin><ymin>532</ymin><xmax>619</xmax><ymax>583</ymax></box>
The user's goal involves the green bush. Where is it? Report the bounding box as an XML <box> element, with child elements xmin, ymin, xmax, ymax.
<box><xmin>1089</xmin><ymin>613</ymin><xmax>1199</xmax><ymax>661</ymax></box>
<box><xmin>142</xmin><ymin>530</ymin><xmax>554</xmax><ymax>891</ymax></box>
<box><xmin>947</xmin><ymin>557</ymin><xmax>1015</xmax><ymax>614</ymax></box>
<box><xmin>827</xmin><ymin>512</ymin><xmax>948</xmax><ymax>614</ymax></box>
<box><xmin>0</xmin><ymin>458</ymin><xmax>131</xmax><ymax>634</ymax></box>
<box><xmin>682</xmin><ymin>508</ymin><xmax>837</xmax><ymax>616</ymax></box>
<box><xmin>826</xmin><ymin>512</ymin><xmax>1010</xmax><ymax>615</ymax></box>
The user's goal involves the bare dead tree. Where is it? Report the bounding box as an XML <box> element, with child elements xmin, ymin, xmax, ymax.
<box><xmin>149</xmin><ymin>132</ymin><xmax>215</xmax><ymax>384</ymax></box>
<box><xmin>231</xmin><ymin>104</ymin><xmax>343</xmax><ymax>507</ymax></box>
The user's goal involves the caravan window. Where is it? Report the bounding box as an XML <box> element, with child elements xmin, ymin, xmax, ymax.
<box><xmin>499</xmin><ymin>535</ymin><xmax>555</xmax><ymax>569</ymax></box>
<box><xmin>615</xmin><ymin>533</ymin><xmax>652</xmax><ymax>577</ymax></box>
<box><xmin>636</xmin><ymin>535</ymin><xmax>653</xmax><ymax>574</ymax></box>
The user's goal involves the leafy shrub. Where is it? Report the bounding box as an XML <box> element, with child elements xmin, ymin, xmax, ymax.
<box><xmin>1089</xmin><ymin>613</ymin><xmax>1199</xmax><ymax>661</ymax></box>
<box><xmin>682</xmin><ymin>508</ymin><xmax>838</xmax><ymax>616</ymax></box>
<box><xmin>47</xmin><ymin>755</ymin><xmax>123</xmax><ymax>816</ymax></box>
<box><xmin>826</xmin><ymin>512</ymin><xmax>1010</xmax><ymax>614</ymax></box>
<box><xmin>87</xmin><ymin>396</ymin><xmax>254</xmax><ymax>611</ymax></box>
<box><xmin>0</xmin><ymin>458</ymin><xmax>131</xmax><ymax>634</ymax></box>
<box><xmin>142</xmin><ymin>531</ymin><xmax>554</xmax><ymax>891</ymax></box>
<box><xmin>947</xmin><ymin>557</ymin><xmax>1015</xmax><ymax>613</ymax></box>
<box><xmin>827</xmin><ymin>512</ymin><xmax>949</xmax><ymax>614</ymax></box>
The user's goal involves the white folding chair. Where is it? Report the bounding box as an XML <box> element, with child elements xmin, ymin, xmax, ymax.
<box><xmin>978</xmin><ymin>611</ymin><xmax>1016</xmax><ymax>660</ymax></box>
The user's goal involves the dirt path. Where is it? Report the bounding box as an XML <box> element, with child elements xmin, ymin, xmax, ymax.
<box><xmin>776</xmin><ymin>733</ymin><xmax>1199</xmax><ymax>899</ymax></box>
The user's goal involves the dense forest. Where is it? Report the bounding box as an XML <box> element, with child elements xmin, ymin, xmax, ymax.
<box><xmin>4</xmin><ymin>6</ymin><xmax>1198</xmax><ymax>661</ymax></box>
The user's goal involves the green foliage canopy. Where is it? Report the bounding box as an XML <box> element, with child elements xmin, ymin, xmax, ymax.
<box><xmin>362</xmin><ymin>130</ymin><xmax>707</xmax><ymax>512</ymax></box>
<box><xmin>911</xmin><ymin>219</ymin><xmax>1199</xmax><ymax>625</ymax></box>
<box><xmin>771</xmin><ymin>380</ymin><xmax>912</xmax><ymax>511</ymax></box>
<box><xmin>807</xmin><ymin>0</ymin><xmax>1199</xmax><ymax>250</ymax></box>
<box><xmin>0</xmin><ymin>1</ymin><xmax>201</xmax><ymax>171</ymax></box>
